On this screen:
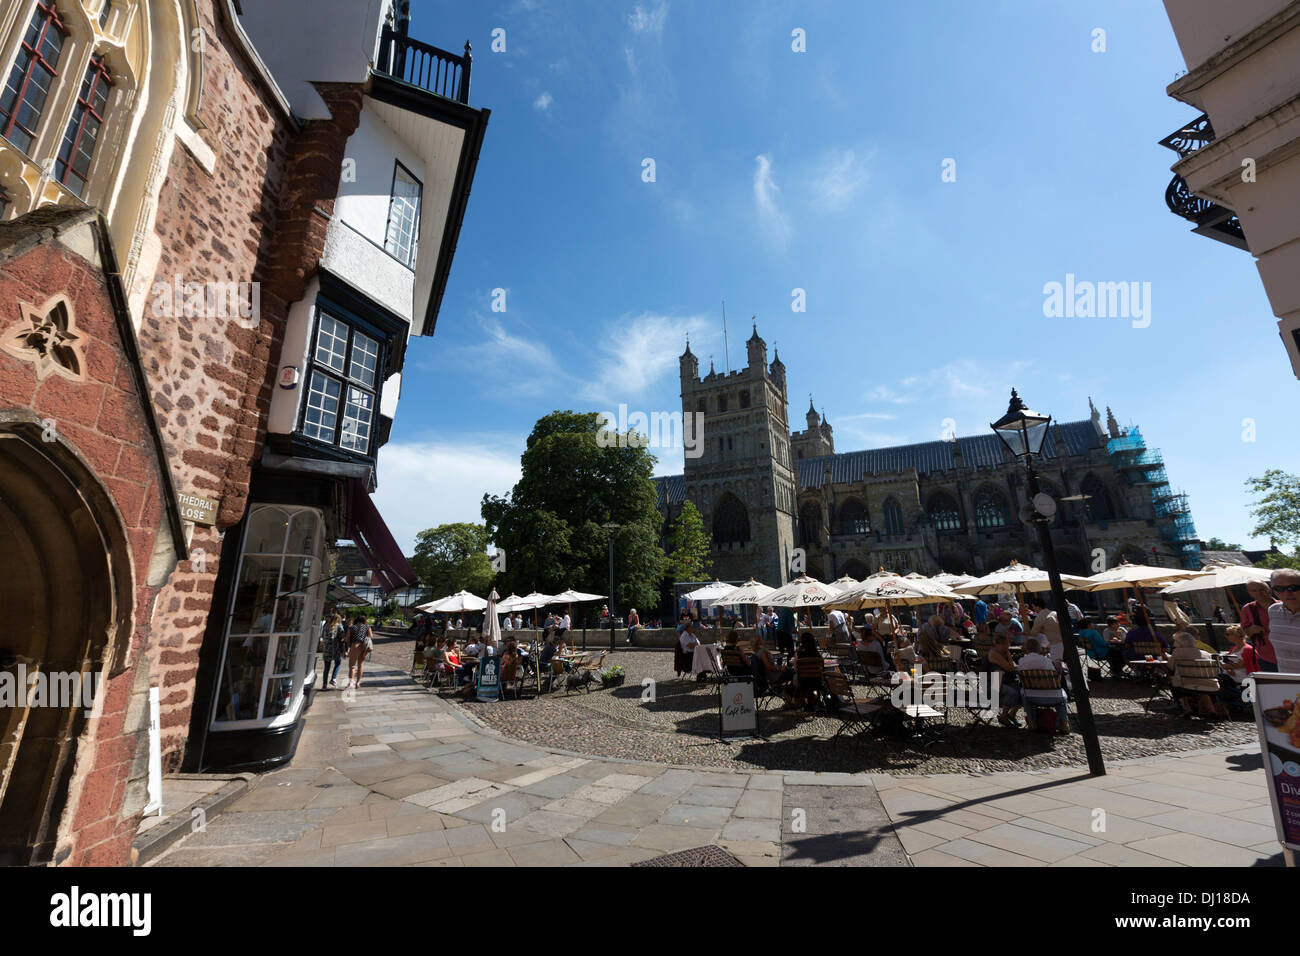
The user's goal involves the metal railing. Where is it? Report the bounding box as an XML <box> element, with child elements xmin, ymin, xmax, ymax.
<box><xmin>376</xmin><ymin>27</ymin><xmax>472</xmax><ymax>104</ymax></box>
<box><xmin>1157</xmin><ymin>113</ymin><xmax>1246</xmax><ymax>247</ymax></box>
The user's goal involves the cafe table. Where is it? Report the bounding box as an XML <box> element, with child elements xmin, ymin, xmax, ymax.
<box><xmin>691</xmin><ymin>643</ymin><xmax>723</xmax><ymax>676</ymax></box>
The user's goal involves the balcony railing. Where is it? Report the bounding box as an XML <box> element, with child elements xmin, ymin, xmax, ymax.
<box><xmin>376</xmin><ymin>27</ymin><xmax>471</xmax><ymax>104</ymax></box>
<box><xmin>1158</xmin><ymin>113</ymin><xmax>1247</xmax><ymax>249</ymax></box>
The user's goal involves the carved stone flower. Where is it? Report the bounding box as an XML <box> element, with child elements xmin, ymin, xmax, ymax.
<box><xmin>2</xmin><ymin>294</ymin><xmax>84</xmax><ymax>382</ymax></box>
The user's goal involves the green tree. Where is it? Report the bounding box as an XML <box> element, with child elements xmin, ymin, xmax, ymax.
<box><xmin>666</xmin><ymin>499</ymin><xmax>712</xmax><ymax>582</ymax></box>
<box><xmin>410</xmin><ymin>522</ymin><xmax>494</xmax><ymax>597</ymax></box>
<box><xmin>1202</xmin><ymin>537</ymin><xmax>1242</xmax><ymax>551</ymax></box>
<box><xmin>1255</xmin><ymin>549</ymin><xmax>1300</xmax><ymax>570</ymax></box>
<box><xmin>1246</xmin><ymin>470</ymin><xmax>1300</xmax><ymax>548</ymax></box>
<box><xmin>482</xmin><ymin>410</ymin><xmax>668</xmax><ymax>611</ymax></box>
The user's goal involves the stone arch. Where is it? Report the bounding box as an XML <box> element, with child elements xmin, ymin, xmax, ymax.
<box><xmin>1080</xmin><ymin>473</ymin><xmax>1116</xmax><ymax>522</ymax></box>
<box><xmin>972</xmin><ymin>484</ymin><xmax>1010</xmax><ymax>529</ymax></box>
<box><xmin>836</xmin><ymin>496</ymin><xmax>869</xmax><ymax>535</ymax></box>
<box><xmin>0</xmin><ymin>414</ymin><xmax>134</xmax><ymax>865</ymax></box>
<box><xmin>926</xmin><ymin>490</ymin><xmax>962</xmax><ymax>533</ymax></box>
<box><xmin>712</xmin><ymin>492</ymin><xmax>750</xmax><ymax>547</ymax></box>
<box><xmin>840</xmin><ymin>558</ymin><xmax>869</xmax><ymax>580</ymax></box>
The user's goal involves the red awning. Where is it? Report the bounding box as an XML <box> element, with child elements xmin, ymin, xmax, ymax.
<box><xmin>346</xmin><ymin>479</ymin><xmax>417</xmax><ymax>593</ymax></box>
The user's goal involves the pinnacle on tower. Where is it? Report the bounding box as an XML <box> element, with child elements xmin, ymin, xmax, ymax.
<box><xmin>746</xmin><ymin>320</ymin><xmax>766</xmax><ymax>369</ymax></box>
<box><xmin>806</xmin><ymin>396</ymin><xmax>820</xmax><ymax>430</ymax></box>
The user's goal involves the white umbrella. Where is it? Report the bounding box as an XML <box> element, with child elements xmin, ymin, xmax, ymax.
<box><xmin>932</xmin><ymin>571</ymin><xmax>975</xmax><ymax>588</ymax></box>
<box><xmin>484</xmin><ymin>588</ymin><xmax>503</xmax><ymax>645</ymax></box>
<box><xmin>1074</xmin><ymin>562</ymin><xmax>1201</xmax><ymax>593</ymax></box>
<box><xmin>416</xmin><ymin>589</ymin><xmax>489</xmax><ymax>613</ymax></box>
<box><xmin>495</xmin><ymin>593</ymin><xmax>529</xmax><ymax>612</ymax></box>
<box><xmin>765</xmin><ymin>575</ymin><xmax>842</xmax><ymax>608</ymax></box>
<box><xmin>706</xmin><ymin>578</ymin><xmax>773</xmax><ymax>607</ymax></box>
<box><xmin>1159</xmin><ymin>564</ymin><xmax>1271</xmax><ymax>595</ymax></box>
<box><xmin>682</xmin><ymin>580</ymin><xmax>736</xmax><ymax>602</ymax></box>
<box><xmin>549</xmin><ymin>587</ymin><xmax>605</xmax><ymax>632</ymax></box>
<box><xmin>829</xmin><ymin>574</ymin><xmax>961</xmax><ymax>610</ymax></box>
<box><xmin>827</xmin><ymin>575</ymin><xmax>860</xmax><ymax>593</ymax></box>
<box><xmin>954</xmin><ymin>560</ymin><xmax>1092</xmax><ymax>596</ymax></box>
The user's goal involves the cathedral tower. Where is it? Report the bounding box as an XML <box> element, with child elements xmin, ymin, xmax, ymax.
<box><xmin>679</xmin><ymin>324</ymin><xmax>797</xmax><ymax>585</ymax></box>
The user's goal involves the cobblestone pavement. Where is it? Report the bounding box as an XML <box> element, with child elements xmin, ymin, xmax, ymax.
<box><xmin>448</xmin><ymin>648</ymin><xmax>1257</xmax><ymax>774</ymax></box>
<box><xmin>149</xmin><ymin>665</ymin><xmax>1281</xmax><ymax>867</ymax></box>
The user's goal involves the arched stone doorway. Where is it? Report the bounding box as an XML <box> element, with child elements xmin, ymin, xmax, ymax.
<box><xmin>0</xmin><ymin>418</ymin><xmax>133</xmax><ymax>865</ymax></box>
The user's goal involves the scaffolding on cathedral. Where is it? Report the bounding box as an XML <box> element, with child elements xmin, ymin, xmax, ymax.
<box><xmin>1105</xmin><ymin>426</ymin><xmax>1200</xmax><ymax>569</ymax></box>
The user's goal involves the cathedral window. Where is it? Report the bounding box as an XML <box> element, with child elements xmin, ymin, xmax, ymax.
<box><xmin>798</xmin><ymin>502</ymin><xmax>822</xmax><ymax>547</ymax></box>
<box><xmin>713</xmin><ymin>494</ymin><xmax>750</xmax><ymax>546</ymax></box>
<box><xmin>926</xmin><ymin>492</ymin><xmax>962</xmax><ymax>532</ymax></box>
<box><xmin>718</xmin><ymin>393</ymin><xmax>728</xmax><ymax>413</ymax></box>
<box><xmin>882</xmin><ymin>498</ymin><xmax>904</xmax><ymax>535</ymax></box>
<box><xmin>54</xmin><ymin>54</ymin><xmax>112</xmax><ymax>198</ymax></box>
<box><xmin>974</xmin><ymin>488</ymin><xmax>1009</xmax><ymax>529</ymax></box>
<box><xmin>740</xmin><ymin>390</ymin><xmax>750</xmax><ymax>408</ymax></box>
<box><xmin>0</xmin><ymin>2</ymin><xmax>68</xmax><ymax>156</ymax></box>
<box><xmin>837</xmin><ymin>498</ymin><xmax>869</xmax><ymax>535</ymax></box>
<box><xmin>1081</xmin><ymin>474</ymin><xmax>1115</xmax><ymax>522</ymax></box>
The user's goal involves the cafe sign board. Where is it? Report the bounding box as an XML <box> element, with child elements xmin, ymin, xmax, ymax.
<box><xmin>1249</xmin><ymin>672</ymin><xmax>1300</xmax><ymax>856</ymax></box>
<box><xmin>719</xmin><ymin>678</ymin><xmax>758</xmax><ymax>738</ymax></box>
<box><xmin>177</xmin><ymin>491</ymin><xmax>219</xmax><ymax>526</ymax></box>
<box><xmin>476</xmin><ymin>655</ymin><xmax>501</xmax><ymax>702</ymax></box>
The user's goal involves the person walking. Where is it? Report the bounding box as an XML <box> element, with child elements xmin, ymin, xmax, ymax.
<box><xmin>320</xmin><ymin>612</ymin><xmax>344</xmax><ymax>689</ymax></box>
<box><xmin>346</xmin><ymin>614</ymin><xmax>373</xmax><ymax>688</ymax></box>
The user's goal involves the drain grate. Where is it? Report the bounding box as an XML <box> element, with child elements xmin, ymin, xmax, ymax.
<box><xmin>632</xmin><ymin>845</ymin><xmax>743</xmax><ymax>867</ymax></box>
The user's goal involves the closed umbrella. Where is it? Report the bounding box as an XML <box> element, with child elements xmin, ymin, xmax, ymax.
<box><xmin>484</xmin><ymin>588</ymin><xmax>503</xmax><ymax>646</ymax></box>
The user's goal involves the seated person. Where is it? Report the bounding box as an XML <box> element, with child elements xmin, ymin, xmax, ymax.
<box><xmin>856</xmin><ymin>633</ymin><xmax>891</xmax><ymax>678</ymax></box>
<box><xmin>993</xmin><ymin>610</ymin><xmax>1024</xmax><ymax>646</ymax></box>
<box><xmin>750</xmin><ymin>635</ymin><xmax>791</xmax><ymax>695</ymax></box>
<box><xmin>893</xmin><ymin>634</ymin><xmax>917</xmax><ymax>674</ymax></box>
<box><xmin>1217</xmin><ymin>625</ymin><xmax>1256</xmax><ymax>709</ymax></box>
<box><xmin>1016</xmin><ymin>638</ymin><xmax>1070</xmax><ymax>735</ymax></box>
<box><xmin>792</xmin><ymin>632</ymin><xmax>827</xmax><ymax>707</ymax></box>
<box><xmin>1101</xmin><ymin>616</ymin><xmax>1127</xmax><ymax>645</ymax></box>
<box><xmin>918</xmin><ymin>615</ymin><xmax>950</xmax><ymax>666</ymax></box>
<box><xmin>1076</xmin><ymin>617</ymin><xmax>1112</xmax><ymax>670</ymax></box>
<box><xmin>988</xmin><ymin>634</ymin><xmax>1021</xmax><ymax>728</ymax></box>
<box><xmin>1168</xmin><ymin>632</ymin><xmax>1223</xmax><ymax>718</ymax></box>
<box><xmin>971</xmin><ymin>621</ymin><xmax>995</xmax><ymax>661</ymax></box>
<box><xmin>538</xmin><ymin>635</ymin><xmax>556</xmax><ymax>670</ymax></box>
<box><xmin>1121</xmin><ymin>610</ymin><xmax>1170</xmax><ymax>663</ymax></box>
<box><xmin>722</xmin><ymin>629</ymin><xmax>751</xmax><ymax>675</ymax></box>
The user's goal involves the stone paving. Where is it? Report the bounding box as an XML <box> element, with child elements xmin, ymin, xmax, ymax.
<box><xmin>148</xmin><ymin>665</ymin><xmax>1285</xmax><ymax>867</ymax></box>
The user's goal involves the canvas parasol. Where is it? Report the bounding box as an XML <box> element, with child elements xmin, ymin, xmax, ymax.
<box><xmin>1075</xmin><ymin>562</ymin><xmax>1202</xmax><ymax>623</ymax></box>
<box><xmin>954</xmin><ymin>560</ymin><xmax>1092</xmax><ymax>597</ymax></box>
<box><xmin>416</xmin><ymin>589</ymin><xmax>489</xmax><ymax>613</ymax></box>
<box><xmin>549</xmin><ymin>587</ymin><xmax>605</xmax><ymax>642</ymax></box>
<box><xmin>706</xmin><ymin>578</ymin><xmax>773</xmax><ymax>607</ymax></box>
<box><xmin>483</xmin><ymin>588</ymin><xmax>503</xmax><ymax>646</ymax></box>
<box><xmin>764</xmin><ymin>575</ymin><xmax>843</xmax><ymax>609</ymax></box>
<box><xmin>1158</xmin><ymin>563</ymin><xmax>1272</xmax><ymax>618</ymax></box>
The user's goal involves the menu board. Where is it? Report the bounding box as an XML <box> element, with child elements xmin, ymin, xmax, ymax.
<box><xmin>475</xmin><ymin>655</ymin><xmax>501</xmax><ymax>702</ymax></box>
<box><xmin>1250</xmin><ymin>672</ymin><xmax>1300</xmax><ymax>852</ymax></box>
<box><xmin>719</xmin><ymin>679</ymin><xmax>758</xmax><ymax>738</ymax></box>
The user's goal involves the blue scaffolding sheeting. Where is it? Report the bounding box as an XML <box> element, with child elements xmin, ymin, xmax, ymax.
<box><xmin>1107</xmin><ymin>427</ymin><xmax>1200</xmax><ymax>569</ymax></box>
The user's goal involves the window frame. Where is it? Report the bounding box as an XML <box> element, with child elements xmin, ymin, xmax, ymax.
<box><xmin>882</xmin><ymin>498</ymin><xmax>905</xmax><ymax>535</ymax></box>
<box><xmin>296</xmin><ymin>301</ymin><xmax>388</xmax><ymax>459</ymax></box>
<box><xmin>383</xmin><ymin>159</ymin><xmax>422</xmax><ymax>268</ymax></box>
<box><xmin>973</xmin><ymin>488</ymin><xmax>1010</xmax><ymax>529</ymax></box>
<box><xmin>837</xmin><ymin>498</ymin><xmax>871</xmax><ymax>535</ymax></box>
<box><xmin>0</xmin><ymin>1</ymin><xmax>68</xmax><ymax>156</ymax></box>
<box><xmin>927</xmin><ymin>493</ymin><xmax>963</xmax><ymax>533</ymax></box>
<box><xmin>53</xmin><ymin>52</ymin><xmax>112</xmax><ymax>197</ymax></box>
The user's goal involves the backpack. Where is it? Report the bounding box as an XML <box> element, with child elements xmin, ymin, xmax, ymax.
<box><xmin>1035</xmin><ymin>706</ymin><xmax>1058</xmax><ymax>733</ymax></box>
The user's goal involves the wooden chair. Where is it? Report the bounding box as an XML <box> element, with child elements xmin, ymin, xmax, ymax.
<box><xmin>1171</xmin><ymin>659</ymin><xmax>1226</xmax><ymax>717</ymax></box>
<box><xmin>501</xmin><ymin>657</ymin><xmax>525</xmax><ymax>700</ymax></box>
<box><xmin>721</xmin><ymin>646</ymin><xmax>751</xmax><ymax>676</ymax></box>
<box><xmin>794</xmin><ymin>655</ymin><xmax>826</xmax><ymax>710</ymax></box>
<box><xmin>823</xmin><ymin>671</ymin><xmax>886</xmax><ymax>738</ymax></box>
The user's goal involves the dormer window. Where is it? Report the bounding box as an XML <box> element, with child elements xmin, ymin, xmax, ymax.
<box><xmin>301</xmin><ymin>308</ymin><xmax>383</xmax><ymax>456</ymax></box>
<box><xmin>384</xmin><ymin>161</ymin><xmax>421</xmax><ymax>267</ymax></box>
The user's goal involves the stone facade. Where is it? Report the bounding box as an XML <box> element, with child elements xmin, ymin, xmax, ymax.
<box><xmin>657</xmin><ymin>329</ymin><xmax>1199</xmax><ymax>586</ymax></box>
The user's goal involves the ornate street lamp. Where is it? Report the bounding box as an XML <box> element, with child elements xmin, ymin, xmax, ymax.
<box><xmin>991</xmin><ymin>389</ymin><xmax>1105</xmax><ymax>777</ymax></box>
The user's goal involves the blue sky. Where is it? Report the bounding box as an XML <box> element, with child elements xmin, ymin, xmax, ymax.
<box><xmin>374</xmin><ymin>0</ymin><xmax>1296</xmax><ymax>555</ymax></box>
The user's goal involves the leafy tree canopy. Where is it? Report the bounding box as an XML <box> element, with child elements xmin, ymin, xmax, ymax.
<box><xmin>666</xmin><ymin>500</ymin><xmax>712</xmax><ymax>583</ymax></box>
<box><xmin>410</xmin><ymin>522</ymin><xmax>494</xmax><ymax>599</ymax></box>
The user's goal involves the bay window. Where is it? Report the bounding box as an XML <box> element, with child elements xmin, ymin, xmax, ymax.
<box><xmin>301</xmin><ymin>306</ymin><xmax>383</xmax><ymax>457</ymax></box>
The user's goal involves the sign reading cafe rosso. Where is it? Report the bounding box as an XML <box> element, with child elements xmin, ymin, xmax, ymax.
<box><xmin>177</xmin><ymin>491</ymin><xmax>219</xmax><ymax>526</ymax></box>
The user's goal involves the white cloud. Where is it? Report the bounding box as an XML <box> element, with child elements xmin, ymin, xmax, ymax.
<box><xmin>533</xmin><ymin>91</ymin><xmax>553</xmax><ymax>111</ymax></box>
<box><xmin>372</xmin><ymin>441</ymin><xmax>522</xmax><ymax>553</ymax></box>
<box><xmin>629</xmin><ymin>1</ymin><xmax>668</xmax><ymax>34</ymax></box>
<box><xmin>438</xmin><ymin>312</ymin><xmax>562</xmax><ymax>396</ymax></box>
<box><xmin>811</xmin><ymin>148</ymin><xmax>871</xmax><ymax>212</ymax></box>
<box><xmin>581</xmin><ymin>311</ymin><xmax>713</xmax><ymax>404</ymax></box>
<box><xmin>753</xmin><ymin>154</ymin><xmax>790</xmax><ymax>249</ymax></box>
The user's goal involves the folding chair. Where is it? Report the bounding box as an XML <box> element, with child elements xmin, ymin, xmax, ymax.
<box><xmin>794</xmin><ymin>655</ymin><xmax>827</xmax><ymax>711</ymax></box>
<box><xmin>824</xmin><ymin>671</ymin><xmax>887</xmax><ymax>739</ymax></box>
<box><xmin>1018</xmin><ymin>668</ymin><xmax>1070</xmax><ymax>728</ymax></box>
<box><xmin>1171</xmin><ymin>659</ymin><xmax>1227</xmax><ymax>718</ymax></box>
<box><xmin>721</xmin><ymin>646</ymin><xmax>752</xmax><ymax>677</ymax></box>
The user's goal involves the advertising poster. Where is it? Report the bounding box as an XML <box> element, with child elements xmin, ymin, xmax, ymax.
<box><xmin>1250</xmin><ymin>672</ymin><xmax>1300</xmax><ymax>853</ymax></box>
<box><xmin>719</xmin><ymin>679</ymin><xmax>758</xmax><ymax>738</ymax></box>
<box><xmin>476</xmin><ymin>655</ymin><xmax>501</xmax><ymax>702</ymax></box>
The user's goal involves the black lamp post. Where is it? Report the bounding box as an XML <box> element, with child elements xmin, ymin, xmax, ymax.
<box><xmin>991</xmin><ymin>389</ymin><xmax>1106</xmax><ymax>777</ymax></box>
<box><xmin>603</xmin><ymin>522</ymin><xmax>620</xmax><ymax>652</ymax></box>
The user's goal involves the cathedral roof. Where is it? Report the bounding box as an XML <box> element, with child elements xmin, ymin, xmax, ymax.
<box><xmin>794</xmin><ymin>419</ymin><xmax>1102</xmax><ymax>488</ymax></box>
<box><xmin>652</xmin><ymin>419</ymin><xmax>1104</xmax><ymax>506</ymax></box>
